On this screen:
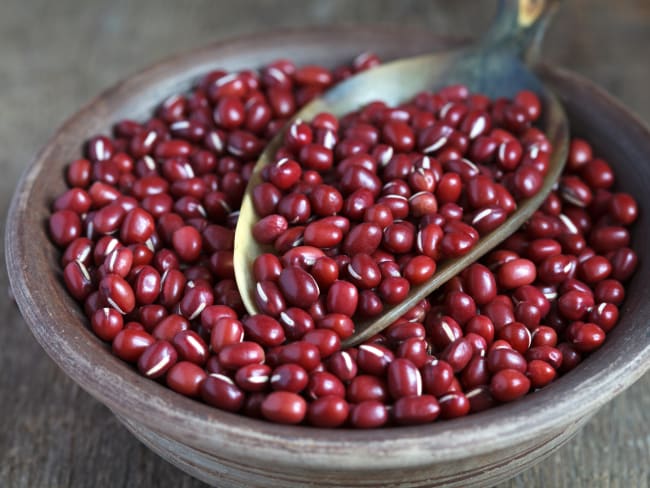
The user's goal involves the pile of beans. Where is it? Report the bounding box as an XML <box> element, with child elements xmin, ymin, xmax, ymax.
<box><xmin>250</xmin><ymin>81</ymin><xmax>548</xmax><ymax>323</ymax></box>
<box><xmin>48</xmin><ymin>53</ymin><xmax>638</xmax><ymax>427</ymax></box>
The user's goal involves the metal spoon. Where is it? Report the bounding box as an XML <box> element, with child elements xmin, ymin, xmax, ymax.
<box><xmin>234</xmin><ymin>0</ymin><xmax>568</xmax><ymax>347</ymax></box>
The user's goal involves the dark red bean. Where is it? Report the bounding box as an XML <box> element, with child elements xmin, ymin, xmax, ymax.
<box><xmin>526</xmin><ymin>345</ymin><xmax>563</xmax><ymax>369</ymax></box>
<box><xmin>218</xmin><ymin>341</ymin><xmax>265</xmax><ymax>369</ymax></box>
<box><xmin>171</xmin><ymin>226</ymin><xmax>202</xmax><ymax>262</ymax></box>
<box><xmin>383</xmin><ymin>121</ymin><xmax>415</xmax><ymax>152</ymax></box>
<box><xmin>252</xmin><ymin>214</ymin><xmax>288</xmax><ymax>244</ymax></box>
<box><xmin>568</xmin><ymin>322</ymin><xmax>606</xmax><ymax>353</ymax></box>
<box><xmin>172</xmin><ymin>330</ymin><xmax>208</xmax><ymax>365</ymax></box>
<box><xmin>270</xmin><ymin>363</ymin><xmax>308</xmax><ymax>393</ymax></box>
<box><xmin>441</xmin><ymin>338</ymin><xmax>472</xmax><ymax>373</ymax></box>
<box><xmin>112</xmin><ymin>328</ymin><xmax>155</xmax><ymax>363</ymax></box>
<box><xmin>243</xmin><ymin>315</ymin><xmax>286</xmax><ymax>347</ymax></box>
<box><xmin>421</xmin><ymin>360</ymin><xmax>454</xmax><ymax>397</ymax></box>
<box><xmin>465</xmin><ymin>315</ymin><xmax>496</xmax><ymax>345</ymax></box>
<box><xmin>461</xmin><ymin>356</ymin><xmax>490</xmax><ymax>389</ymax></box>
<box><xmin>137</xmin><ymin>340</ymin><xmax>177</xmax><ymax>378</ymax></box>
<box><xmin>307</xmin><ymin>396</ymin><xmax>349</xmax><ymax>428</ymax></box>
<box><xmin>609</xmin><ymin>192</ymin><xmax>638</xmax><ymax>225</ymax></box>
<box><xmin>235</xmin><ymin>364</ymin><xmax>271</xmax><ymax>392</ymax></box>
<box><xmin>342</xmin><ymin>223</ymin><xmax>383</xmax><ymax>256</ymax></box>
<box><xmin>201</xmin><ymin>374</ymin><xmax>245</xmax><ymax>412</ymax></box>
<box><xmin>347</xmin><ymin>375</ymin><xmax>389</xmax><ymax>403</ymax></box>
<box><xmin>120</xmin><ymin>208</ymin><xmax>155</xmax><ymax>244</ymax></box>
<box><xmin>490</xmin><ymin>369</ymin><xmax>530</xmax><ymax>402</ymax></box>
<box><xmin>357</xmin><ymin>343</ymin><xmax>394</xmax><ymax>376</ymax></box>
<box><xmin>152</xmin><ymin>314</ymin><xmax>189</xmax><ymax>342</ymax></box>
<box><xmin>445</xmin><ymin>291</ymin><xmax>477</xmax><ymax>326</ymax></box>
<box><xmin>527</xmin><ymin>359</ymin><xmax>556</xmax><ymax>388</ymax></box>
<box><xmin>49</xmin><ymin>210</ymin><xmax>82</xmax><ymax>247</ymax></box>
<box><xmin>326</xmin><ymin>280</ymin><xmax>358</xmax><ymax>316</ymax></box>
<box><xmin>63</xmin><ymin>260</ymin><xmax>94</xmax><ymax>301</ymax></box>
<box><xmin>100</xmin><ymin>274</ymin><xmax>135</xmax><ymax>314</ymax></box>
<box><xmin>278</xmin><ymin>340</ymin><xmax>322</xmax><ymax>370</ymax></box>
<box><xmin>531</xmin><ymin>326</ymin><xmax>557</xmax><ymax>348</ymax></box>
<box><xmin>608</xmin><ymin>247</ymin><xmax>638</xmax><ymax>282</ymax></box>
<box><xmin>277</xmin><ymin>266</ymin><xmax>320</xmax><ymax>309</ymax></box>
<box><xmin>378</xmin><ymin>276</ymin><xmax>410</xmax><ymax>305</ymax></box>
<box><xmin>438</xmin><ymin>392</ymin><xmax>471</xmax><ymax>419</ymax></box>
<box><xmin>307</xmin><ymin>371</ymin><xmax>345</xmax><ymax>399</ymax></box>
<box><xmin>498</xmin><ymin>322</ymin><xmax>532</xmax><ymax>354</ymax></box>
<box><xmin>497</xmin><ymin>258</ymin><xmax>536</xmax><ymax>289</ymax></box>
<box><xmin>393</xmin><ymin>395</ymin><xmax>440</xmax><ymax>425</ymax></box>
<box><xmin>261</xmin><ymin>391</ymin><xmax>306</xmax><ymax>424</ymax></box>
<box><xmin>91</xmin><ymin>307</ymin><xmax>124</xmax><ymax>341</ymax></box>
<box><xmin>487</xmin><ymin>347</ymin><xmax>527</xmax><ymax>374</ymax></box>
<box><xmin>387</xmin><ymin>358</ymin><xmax>422</xmax><ymax>399</ymax></box>
<box><xmin>349</xmin><ymin>400</ymin><xmax>388</xmax><ymax>429</ymax></box>
<box><xmin>166</xmin><ymin>361</ymin><xmax>207</xmax><ymax>397</ymax></box>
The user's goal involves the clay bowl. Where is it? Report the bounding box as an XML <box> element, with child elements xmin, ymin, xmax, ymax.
<box><xmin>6</xmin><ymin>27</ymin><xmax>650</xmax><ymax>488</ymax></box>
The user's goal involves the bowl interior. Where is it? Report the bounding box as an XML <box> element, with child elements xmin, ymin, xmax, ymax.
<box><xmin>6</xmin><ymin>27</ymin><xmax>650</xmax><ymax>470</ymax></box>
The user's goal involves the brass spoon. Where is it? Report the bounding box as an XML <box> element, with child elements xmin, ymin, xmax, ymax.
<box><xmin>234</xmin><ymin>0</ymin><xmax>568</xmax><ymax>347</ymax></box>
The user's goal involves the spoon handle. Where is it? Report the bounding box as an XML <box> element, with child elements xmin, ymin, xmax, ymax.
<box><xmin>482</xmin><ymin>0</ymin><xmax>560</xmax><ymax>63</ymax></box>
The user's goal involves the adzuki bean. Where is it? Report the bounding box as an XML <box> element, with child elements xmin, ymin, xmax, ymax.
<box><xmin>48</xmin><ymin>55</ymin><xmax>638</xmax><ymax>429</ymax></box>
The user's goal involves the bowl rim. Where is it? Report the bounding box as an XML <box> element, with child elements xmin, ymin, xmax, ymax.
<box><xmin>6</xmin><ymin>26</ymin><xmax>650</xmax><ymax>471</ymax></box>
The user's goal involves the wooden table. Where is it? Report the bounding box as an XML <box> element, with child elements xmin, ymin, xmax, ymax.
<box><xmin>1</xmin><ymin>0</ymin><xmax>648</xmax><ymax>486</ymax></box>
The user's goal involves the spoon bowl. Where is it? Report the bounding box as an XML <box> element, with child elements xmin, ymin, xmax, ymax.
<box><xmin>234</xmin><ymin>0</ymin><xmax>568</xmax><ymax>346</ymax></box>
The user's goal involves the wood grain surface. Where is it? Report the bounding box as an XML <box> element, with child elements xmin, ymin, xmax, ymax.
<box><xmin>1</xmin><ymin>1</ymin><xmax>648</xmax><ymax>487</ymax></box>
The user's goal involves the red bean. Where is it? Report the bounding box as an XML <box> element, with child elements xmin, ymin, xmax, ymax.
<box><xmin>234</xmin><ymin>364</ymin><xmax>271</xmax><ymax>392</ymax></box>
<box><xmin>91</xmin><ymin>307</ymin><xmax>124</xmax><ymax>341</ymax></box>
<box><xmin>421</xmin><ymin>360</ymin><xmax>454</xmax><ymax>397</ymax></box>
<box><xmin>487</xmin><ymin>347</ymin><xmax>527</xmax><ymax>374</ymax></box>
<box><xmin>326</xmin><ymin>280</ymin><xmax>358</xmax><ymax>317</ymax></box>
<box><xmin>171</xmin><ymin>226</ymin><xmax>202</xmax><ymax>262</ymax></box>
<box><xmin>393</xmin><ymin>395</ymin><xmax>440</xmax><ymax>425</ymax></box>
<box><xmin>490</xmin><ymin>369</ymin><xmax>530</xmax><ymax>402</ymax></box>
<box><xmin>526</xmin><ymin>346</ymin><xmax>563</xmax><ymax>369</ymax></box>
<box><xmin>270</xmin><ymin>363</ymin><xmax>308</xmax><ymax>393</ymax></box>
<box><xmin>112</xmin><ymin>328</ymin><xmax>155</xmax><ymax>363</ymax></box>
<box><xmin>63</xmin><ymin>260</ymin><xmax>94</xmax><ymax>301</ymax></box>
<box><xmin>342</xmin><ymin>223</ymin><xmax>383</xmax><ymax>255</ymax></box>
<box><xmin>445</xmin><ymin>291</ymin><xmax>477</xmax><ymax>326</ymax></box>
<box><xmin>172</xmin><ymin>330</ymin><xmax>208</xmax><ymax>365</ymax></box>
<box><xmin>497</xmin><ymin>258</ymin><xmax>536</xmax><ymax>289</ymax></box>
<box><xmin>218</xmin><ymin>341</ymin><xmax>265</xmax><ymax>369</ymax></box>
<box><xmin>152</xmin><ymin>314</ymin><xmax>189</xmax><ymax>342</ymax></box>
<box><xmin>387</xmin><ymin>358</ymin><xmax>422</xmax><ymax>399</ymax></box>
<box><xmin>49</xmin><ymin>210</ymin><xmax>82</xmax><ymax>247</ymax></box>
<box><xmin>568</xmin><ymin>322</ymin><xmax>606</xmax><ymax>353</ymax></box>
<box><xmin>307</xmin><ymin>371</ymin><xmax>345</xmax><ymax>399</ymax></box>
<box><xmin>243</xmin><ymin>315</ymin><xmax>286</xmax><ymax>347</ymax></box>
<box><xmin>357</xmin><ymin>343</ymin><xmax>394</xmax><ymax>376</ymax></box>
<box><xmin>347</xmin><ymin>375</ymin><xmax>389</xmax><ymax>403</ymax></box>
<box><xmin>527</xmin><ymin>359</ymin><xmax>556</xmax><ymax>388</ymax></box>
<box><xmin>609</xmin><ymin>192</ymin><xmax>638</xmax><ymax>225</ymax></box>
<box><xmin>441</xmin><ymin>338</ymin><xmax>473</xmax><ymax>373</ymax></box>
<box><xmin>378</xmin><ymin>276</ymin><xmax>410</xmax><ymax>305</ymax></box>
<box><xmin>307</xmin><ymin>396</ymin><xmax>349</xmax><ymax>428</ymax></box>
<box><xmin>137</xmin><ymin>340</ymin><xmax>178</xmax><ymax>378</ymax></box>
<box><xmin>261</xmin><ymin>391</ymin><xmax>307</xmax><ymax>424</ymax></box>
<box><xmin>349</xmin><ymin>400</ymin><xmax>388</xmax><ymax>429</ymax></box>
<box><xmin>438</xmin><ymin>392</ymin><xmax>471</xmax><ymax>419</ymax></box>
<box><xmin>166</xmin><ymin>361</ymin><xmax>207</xmax><ymax>397</ymax></box>
<box><xmin>278</xmin><ymin>340</ymin><xmax>322</xmax><ymax>370</ymax></box>
<box><xmin>201</xmin><ymin>374</ymin><xmax>245</xmax><ymax>412</ymax></box>
<box><xmin>100</xmin><ymin>274</ymin><xmax>135</xmax><ymax>314</ymax></box>
<box><xmin>278</xmin><ymin>266</ymin><xmax>320</xmax><ymax>309</ymax></box>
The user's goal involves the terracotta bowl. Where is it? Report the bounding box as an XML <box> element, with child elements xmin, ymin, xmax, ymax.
<box><xmin>6</xmin><ymin>27</ymin><xmax>650</xmax><ymax>488</ymax></box>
